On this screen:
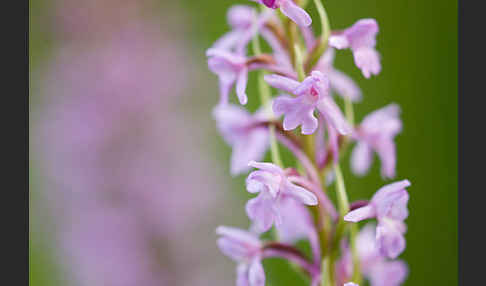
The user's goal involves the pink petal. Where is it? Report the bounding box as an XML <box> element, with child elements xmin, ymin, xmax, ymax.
<box><xmin>246</xmin><ymin>193</ymin><xmax>277</xmax><ymax>232</ymax></box>
<box><xmin>375</xmin><ymin>139</ymin><xmax>397</xmax><ymax>179</ymax></box>
<box><xmin>279</xmin><ymin>0</ymin><xmax>312</xmax><ymax>27</ymax></box>
<box><xmin>236</xmin><ymin>68</ymin><xmax>249</xmax><ymax>105</ymax></box>
<box><xmin>329</xmin><ymin>34</ymin><xmax>349</xmax><ymax>49</ymax></box>
<box><xmin>368</xmin><ymin>260</ymin><xmax>408</xmax><ymax>286</ymax></box>
<box><xmin>227</xmin><ymin>5</ymin><xmax>256</xmax><ymax>29</ymax></box>
<box><xmin>327</xmin><ymin>68</ymin><xmax>362</xmax><ymax>101</ymax></box>
<box><xmin>371</xmin><ymin>180</ymin><xmax>411</xmax><ymax>218</ymax></box>
<box><xmin>230</xmin><ymin>129</ymin><xmax>269</xmax><ymax>176</ymax></box>
<box><xmin>316</xmin><ymin>96</ymin><xmax>352</xmax><ymax>135</ymax></box>
<box><xmin>344</xmin><ymin>205</ymin><xmax>375</xmax><ymax>222</ymax></box>
<box><xmin>248</xmin><ymin>160</ymin><xmax>283</xmax><ymax>174</ymax></box>
<box><xmin>264</xmin><ymin>74</ymin><xmax>301</xmax><ymax>93</ymax></box>
<box><xmin>272</xmin><ymin>95</ymin><xmax>297</xmax><ymax>116</ymax></box>
<box><xmin>351</xmin><ymin>141</ymin><xmax>373</xmax><ymax>176</ymax></box>
<box><xmin>353</xmin><ymin>47</ymin><xmax>381</xmax><ymax>78</ymax></box>
<box><xmin>300</xmin><ymin>109</ymin><xmax>319</xmax><ymax>135</ymax></box>
<box><xmin>284</xmin><ymin>181</ymin><xmax>318</xmax><ymax>205</ymax></box>
<box><xmin>237</xmin><ymin>263</ymin><xmax>250</xmax><ymax>286</ymax></box>
<box><xmin>216</xmin><ymin>226</ymin><xmax>261</xmax><ymax>246</ymax></box>
<box><xmin>376</xmin><ymin>222</ymin><xmax>406</xmax><ymax>259</ymax></box>
<box><xmin>248</xmin><ymin>259</ymin><xmax>266</xmax><ymax>286</ymax></box>
<box><xmin>346</xmin><ymin>18</ymin><xmax>379</xmax><ymax>50</ymax></box>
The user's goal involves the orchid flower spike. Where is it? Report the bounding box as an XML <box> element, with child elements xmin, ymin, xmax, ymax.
<box><xmin>213</xmin><ymin>104</ymin><xmax>270</xmax><ymax>176</ymax></box>
<box><xmin>351</xmin><ymin>104</ymin><xmax>402</xmax><ymax>179</ymax></box>
<box><xmin>329</xmin><ymin>19</ymin><xmax>381</xmax><ymax>78</ymax></box>
<box><xmin>265</xmin><ymin>70</ymin><xmax>352</xmax><ymax>135</ymax></box>
<box><xmin>344</xmin><ymin>180</ymin><xmax>411</xmax><ymax>259</ymax></box>
<box><xmin>245</xmin><ymin>161</ymin><xmax>318</xmax><ymax>232</ymax></box>
<box><xmin>216</xmin><ymin>226</ymin><xmax>265</xmax><ymax>286</ymax></box>
<box><xmin>256</xmin><ymin>0</ymin><xmax>312</xmax><ymax>27</ymax></box>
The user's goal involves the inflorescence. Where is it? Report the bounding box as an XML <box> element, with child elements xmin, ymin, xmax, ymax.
<box><xmin>206</xmin><ymin>1</ymin><xmax>410</xmax><ymax>285</ymax></box>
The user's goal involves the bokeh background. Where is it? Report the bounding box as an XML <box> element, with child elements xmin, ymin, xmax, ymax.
<box><xmin>29</xmin><ymin>0</ymin><xmax>457</xmax><ymax>285</ymax></box>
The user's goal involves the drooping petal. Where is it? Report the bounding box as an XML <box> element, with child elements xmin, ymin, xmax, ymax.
<box><xmin>283</xmin><ymin>180</ymin><xmax>318</xmax><ymax>205</ymax></box>
<box><xmin>264</xmin><ymin>74</ymin><xmax>301</xmax><ymax>94</ymax></box>
<box><xmin>350</xmin><ymin>141</ymin><xmax>373</xmax><ymax>176</ymax></box>
<box><xmin>344</xmin><ymin>205</ymin><xmax>376</xmax><ymax>222</ymax></box>
<box><xmin>246</xmin><ymin>192</ymin><xmax>278</xmax><ymax>232</ymax></box>
<box><xmin>237</xmin><ymin>263</ymin><xmax>250</xmax><ymax>286</ymax></box>
<box><xmin>276</xmin><ymin>199</ymin><xmax>315</xmax><ymax>244</ymax></box>
<box><xmin>248</xmin><ymin>259</ymin><xmax>266</xmax><ymax>286</ymax></box>
<box><xmin>231</xmin><ymin>129</ymin><xmax>269</xmax><ymax>175</ymax></box>
<box><xmin>217</xmin><ymin>76</ymin><xmax>236</xmax><ymax>105</ymax></box>
<box><xmin>356</xmin><ymin>223</ymin><xmax>381</xmax><ymax>267</ymax></box>
<box><xmin>353</xmin><ymin>47</ymin><xmax>381</xmax><ymax>78</ymax></box>
<box><xmin>279</xmin><ymin>0</ymin><xmax>312</xmax><ymax>27</ymax></box>
<box><xmin>236</xmin><ymin>67</ymin><xmax>249</xmax><ymax>104</ymax></box>
<box><xmin>316</xmin><ymin>95</ymin><xmax>352</xmax><ymax>135</ymax></box>
<box><xmin>327</xmin><ymin>68</ymin><xmax>362</xmax><ymax>102</ymax></box>
<box><xmin>375</xmin><ymin>138</ymin><xmax>397</xmax><ymax>179</ymax></box>
<box><xmin>367</xmin><ymin>260</ymin><xmax>408</xmax><ymax>286</ymax></box>
<box><xmin>376</xmin><ymin>221</ymin><xmax>406</xmax><ymax>259</ymax></box>
<box><xmin>212</xmin><ymin>104</ymin><xmax>252</xmax><ymax>144</ymax></box>
<box><xmin>300</xmin><ymin>109</ymin><xmax>319</xmax><ymax>135</ymax></box>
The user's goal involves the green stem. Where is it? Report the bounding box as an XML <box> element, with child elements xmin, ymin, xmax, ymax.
<box><xmin>305</xmin><ymin>0</ymin><xmax>331</xmax><ymax>73</ymax></box>
<box><xmin>350</xmin><ymin>223</ymin><xmax>363</xmax><ymax>284</ymax></box>
<box><xmin>294</xmin><ymin>43</ymin><xmax>306</xmax><ymax>81</ymax></box>
<box><xmin>321</xmin><ymin>257</ymin><xmax>331</xmax><ymax>286</ymax></box>
<box><xmin>333</xmin><ymin>163</ymin><xmax>350</xmax><ymax>215</ymax></box>
<box><xmin>344</xmin><ymin>97</ymin><xmax>355</xmax><ymax>127</ymax></box>
<box><xmin>252</xmin><ymin>33</ymin><xmax>284</xmax><ymax>168</ymax></box>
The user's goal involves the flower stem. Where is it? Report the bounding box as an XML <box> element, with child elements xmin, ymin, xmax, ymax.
<box><xmin>305</xmin><ymin>0</ymin><xmax>331</xmax><ymax>73</ymax></box>
<box><xmin>252</xmin><ymin>33</ymin><xmax>284</xmax><ymax>168</ymax></box>
<box><xmin>350</xmin><ymin>223</ymin><xmax>363</xmax><ymax>284</ymax></box>
<box><xmin>334</xmin><ymin>163</ymin><xmax>350</xmax><ymax>215</ymax></box>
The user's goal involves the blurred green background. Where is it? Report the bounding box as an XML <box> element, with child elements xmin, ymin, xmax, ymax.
<box><xmin>30</xmin><ymin>0</ymin><xmax>457</xmax><ymax>285</ymax></box>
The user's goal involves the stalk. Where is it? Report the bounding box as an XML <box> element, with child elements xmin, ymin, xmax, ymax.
<box><xmin>252</xmin><ymin>33</ymin><xmax>284</xmax><ymax>168</ymax></box>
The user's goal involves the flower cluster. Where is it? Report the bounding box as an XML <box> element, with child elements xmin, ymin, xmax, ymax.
<box><xmin>207</xmin><ymin>1</ymin><xmax>411</xmax><ymax>285</ymax></box>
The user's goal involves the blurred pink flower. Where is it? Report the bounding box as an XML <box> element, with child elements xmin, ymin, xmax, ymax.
<box><xmin>329</xmin><ymin>19</ymin><xmax>381</xmax><ymax>78</ymax></box>
<box><xmin>351</xmin><ymin>104</ymin><xmax>402</xmax><ymax>178</ymax></box>
<box><xmin>344</xmin><ymin>180</ymin><xmax>411</xmax><ymax>259</ymax></box>
<box><xmin>213</xmin><ymin>104</ymin><xmax>270</xmax><ymax>175</ymax></box>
